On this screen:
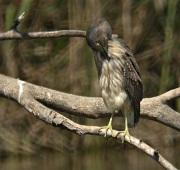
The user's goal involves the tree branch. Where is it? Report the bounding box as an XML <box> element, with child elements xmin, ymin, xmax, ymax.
<box><xmin>140</xmin><ymin>91</ymin><xmax>180</xmax><ymax>131</ymax></box>
<box><xmin>0</xmin><ymin>74</ymin><xmax>178</xmax><ymax>170</ymax></box>
<box><xmin>9</xmin><ymin>12</ymin><xmax>25</xmax><ymax>30</ymax></box>
<box><xmin>0</xmin><ymin>74</ymin><xmax>179</xmax><ymax>131</ymax></box>
<box><xmin>0</xmin><ymin>12</ymin><xmax>86</xmax><ymax>40</ymax></box>
<box><xmin>0</xmin><ymin>30</ymin><xmax>86</xmax><ymax>40</ymax></box>
<box><xmin>159</xmin><ymin>88</ymin><xmax>180</xmax><ymax>103</ymax></box>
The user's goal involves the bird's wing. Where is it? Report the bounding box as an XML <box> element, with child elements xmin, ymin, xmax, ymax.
<box><xmin>115</xmin><ymin>37</ymin><xmax>143</xmax><ymax>125</ymax></box>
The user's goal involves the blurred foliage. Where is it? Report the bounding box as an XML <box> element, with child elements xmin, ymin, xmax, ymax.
<box><xmin>0</xmin><ymin>0</ymin><xmax>179</xmax><ymax>165</ymax></box>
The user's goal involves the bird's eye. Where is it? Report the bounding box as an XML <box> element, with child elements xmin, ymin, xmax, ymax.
<box><xmin>96</xmin><ymin>42</ymin><xmax>100</xmax><ymax>47</ymax></box>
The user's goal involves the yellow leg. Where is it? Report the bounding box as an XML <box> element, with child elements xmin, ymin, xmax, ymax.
<box><xmin>116</xmin><ymin>112</ymin><xmax>131</xmax><ymax>143</ymax></box>
<box><xmin>99</xmin><ymin>113</ymin><xmax>114</xmax><ymax>137</ymax></box>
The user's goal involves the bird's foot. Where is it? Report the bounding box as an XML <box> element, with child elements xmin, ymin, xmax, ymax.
<box><xmin>115</xmin><ymin>129</ymin><xmax>131</xmax><ymax>143</ymax></box>
<box><xmin>98</xmin><ymin>123</ymin><xmax>113</xmax><ymax>137</ymax></box>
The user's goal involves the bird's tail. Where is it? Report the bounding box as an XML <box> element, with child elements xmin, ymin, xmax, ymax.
<box><xmin>127</xmin><ymin>110</ymin><xmax>135</xmax><ymax>128</ymax></box>
<box><xmin>127</xmin><ymin>103</ymin><xmax>140</xmax><ymax>128</ymax></box>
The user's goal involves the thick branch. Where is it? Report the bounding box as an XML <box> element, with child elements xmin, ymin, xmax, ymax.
<box><xmin>140</xmin><ymin>94</ymin><xmax>180</xmax><ymax>131</ymax></box>
<box><xmin>159</xmin><ymin>88</ymin><xmax>180</xmax><ymax>103</ymax></box>
<box><xmin>0</xmin><ymin>74</ymin><xmax>179</xmax><ymax>131</ymax></box>
<box><xmin>0</xmin><ymin>74</ymin><xmax>177</xmax><ymax>170</ymax></box>
<box><xmin>24</xmin><ymin>96</ymin><xmax>178</xmax><ymax>170</ymax></box>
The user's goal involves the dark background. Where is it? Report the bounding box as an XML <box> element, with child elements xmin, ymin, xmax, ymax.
<box><xmin>0</xmin><ymin>0</ymin><xmax>179</xmax><ymax>170</ymax></box>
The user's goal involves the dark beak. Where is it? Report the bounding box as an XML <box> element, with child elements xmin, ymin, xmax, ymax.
<box><xmin>100</xmin><ymin>44</ymin><xmax>110</xmax><ymax>61</ymax></box>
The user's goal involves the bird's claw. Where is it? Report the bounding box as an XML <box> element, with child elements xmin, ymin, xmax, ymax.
<box><xmin>98</xmin><ymin>125</ymin><xmax>113</xmax><ymax>137</ymax></box>
<box><xmin>115</xmin><ymin>129</ymin><xmax>131</xmax><ymax>143</ymax></box>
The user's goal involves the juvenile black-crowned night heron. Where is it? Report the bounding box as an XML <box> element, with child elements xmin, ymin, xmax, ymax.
<box><xmin>86</xmin><ymin>19</ymin><xmax>143</xmax><ymax>142</ymax></box>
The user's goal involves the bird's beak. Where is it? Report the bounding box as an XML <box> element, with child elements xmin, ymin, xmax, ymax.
<box><xmin>102</xmin><ymin>46</ymin><xmax>108</xmax><ymax>55</ymax></box>
<box><xmin>100</xmin><ymin>44</ymin><xmax>110</xmax><ymax>61</ymax></box>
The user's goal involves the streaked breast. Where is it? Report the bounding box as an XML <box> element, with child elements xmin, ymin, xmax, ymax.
<box><xmin>99</xmin><ymin>39</ymin><xmax>127</xmax><ymax>112</ymax></box>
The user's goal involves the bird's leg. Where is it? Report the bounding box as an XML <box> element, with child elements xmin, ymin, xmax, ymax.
<box><xmin>98</xmin><ymin>113</ymin><xmax>114</xmax><ymax>137</ymax></box>
<box><xmin>116</xmin><ymin>112</ymin><xmax>131</xmax><ymax>143</ymax></box>
<box><xmin>122</xmin><ymin>113</ymin><xmax>131</xmax><ymax>143</ymax></box>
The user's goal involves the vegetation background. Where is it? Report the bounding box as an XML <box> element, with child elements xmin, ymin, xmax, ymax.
<box><xmin>0</xmin><ymin>0</ymin><xmax>179</xmax><ymax>169</ymax></box>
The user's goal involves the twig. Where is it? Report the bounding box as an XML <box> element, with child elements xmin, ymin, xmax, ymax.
<box><xmin>9</xmin><ymin>12</ymin><xmax>25</xmax><ymax>30</ymax></box>
<box><xmin>0</xmin><ymin>13</ymin><xmax>85</xmax><ymax>40</ymax></box>
<box><xmin>0</xmin><ymin>30</ymin><xmax>86</xmax><ymax>40</ymax></box>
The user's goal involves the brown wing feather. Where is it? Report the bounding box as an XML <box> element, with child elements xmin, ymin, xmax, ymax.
<box><xmin>117</xmin><ymin>38</ymin><xmax>143</xmax><ymax>125</ymax></box>
<box><xmin>124</xmin><ymin>56</ymin><xmax>143</xmax><ymax>124</ymax></box>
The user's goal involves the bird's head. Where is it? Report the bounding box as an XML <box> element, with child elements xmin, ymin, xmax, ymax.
<box><xmin>86</xmin><ymin>19</ymin><xmax>112</xmax><ymax>55</ymax></box>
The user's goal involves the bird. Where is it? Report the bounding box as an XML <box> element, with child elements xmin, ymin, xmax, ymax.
<box><xmin>86</xmin><ymin>19</ymin><xmax>143</xmax><ymax>142</ymax></box>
